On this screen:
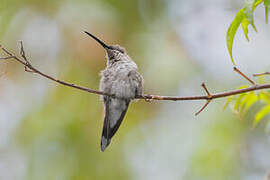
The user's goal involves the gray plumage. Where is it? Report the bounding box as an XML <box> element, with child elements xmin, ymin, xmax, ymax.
<box><xmin>84</xmin><ymin>31</ymin><xmax>143</xmax><ymax>152</ymax></box>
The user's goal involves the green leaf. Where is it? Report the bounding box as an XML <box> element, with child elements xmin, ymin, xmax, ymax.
<box><xmin>234</xmin><ymin>93</ymin><xmax>246</xmax><ymax>112</ymax></box>
<box><xmin>226</xmin><ymin>0</ymin><xmax>262</xmax><ymax>64</ymax></box>
<box><xmin>244</xmin><ymin>0</ymin><xmax>258</xmax><ymax>32</ymax></box>
<box><xmin>259</xmin><ymin>91</ymin><xmax>270</xmax><ymax>104</ymax></box>
<box><xmin>241</xmin><ymin>18</ymin><xmax>250</xmax><ymax>41</ymax></box>
<box><xmin>253</xmin><ymin>0</ymin><xmax>264</xmax><ymax>10</ymax></box>
<box><xmin>254</xmin><ymin>105</ymin><xmax>270</xmax><ymax>127</ymax></box>
<box><xmin>239</xmin><ymin>93</ymin><xmax>250</xmax><ymax>112</ymax></box>
<box><xmin>227</xmin><ymin>9</ymin><xmax>245</xmax><ymax>65</ymax></box>
<box><xmin>251</xmin><ymin>23</ymin><xmax>258</xmax><ymax>32</ymax></box>
<box><xmin>264</xmin><ymin>0</ymin><xmax>270</xmax><ymax>23</ymax></box>
<box><xmin>238</xmin><ymin>85</ymin><xmax>250</xmax><ymax>89</ymax></box>
<box><xmin>245</xmin><ymin>93</ymin><xmax>258</xmax><ymax>110</ymax></box>
<box><xmin>240</xmin><ymin>92</ymin><xmax>258</xmax><ymax>113</ymax></box>
<box><xmin>224</xmin><ymin>96</ymin><xmax>233</xmax><ymax>110</ymax></box>
<box><xmin>244</xmin><ymin>0</ymin><xmax>255</xmax><ymax>23</ymax></box>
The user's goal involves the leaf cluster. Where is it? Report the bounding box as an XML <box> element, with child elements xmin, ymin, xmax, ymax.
<box><xmin>225</xmin><ymin>83</ymin><xmax>270</xmax><ymax>128</ymax></box>
<box><xmin>225</xmin><ymin>0</ymin><xmax>270</xmax><ymax>129</ymax></box>
<box><xmin>227</xmin><ymin>0</ymin><xmax>270</xmax><ymax>65</ymax></box>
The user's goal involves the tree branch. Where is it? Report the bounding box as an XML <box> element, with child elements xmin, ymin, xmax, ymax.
<box><xmin>253</xmin><ymin>72</ymin><xmax>270</xmax><ymax>77</ymax></box>
<box><xmin>1</xmin><ymin>43</ymin><xmax>111</xmax><ymax>97</ymax></box>
<box><xmin>1</xmin><ymin>42</ymin><xmax>270</xmax><ymax>115</ymax></box>
<box><xmin>234</xmin><ymin>67</ymin><xmax>256</xmax><ymax>85</ymax></box>
<box><xmin>195</xmin><ymin>83</ymin><xmax>212</xmax><ymax>115</ymax></box>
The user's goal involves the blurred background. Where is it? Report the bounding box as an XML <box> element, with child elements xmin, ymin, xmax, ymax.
<box><xmin>0</xmin><ymin>0</ymin><xmax>270</xmax><ymax>179</ymax></box>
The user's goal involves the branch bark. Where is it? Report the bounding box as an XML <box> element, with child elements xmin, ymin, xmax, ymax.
<box><xmin>253</xmin><ymin>72</ymin><xmax>270</xmax><ymax>77</ymax></box>
<box><xmin>1</xmin><ymin>42</ymin><xmax>269</xmax><ymax>115</ymax></box>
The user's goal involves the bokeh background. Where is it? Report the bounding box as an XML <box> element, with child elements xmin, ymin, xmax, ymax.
<box><xmin>0</xmin><ymin>0</ymin><xmax>270</xmax><ymax>179</ymax></box>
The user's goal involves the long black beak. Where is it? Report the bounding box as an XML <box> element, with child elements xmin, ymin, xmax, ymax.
<box><xmin>84</xmin><ymin>31</ymin><xmax>111</xmax><ymax>49</ymax></box>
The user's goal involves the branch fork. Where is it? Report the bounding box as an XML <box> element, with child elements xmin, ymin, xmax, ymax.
<box><xmin>195</xmin><ymin>83</ymin><xmax>212</xmax><ymax>116</ymax></box>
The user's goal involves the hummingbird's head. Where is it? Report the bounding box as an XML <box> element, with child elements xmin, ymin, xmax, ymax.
<box><xmin>84</xmin><ymin>31</ymin><xmax>127</xmax><ymax>62</ymax></box>
<box><xmin>105</xmin><ymin>44</ymin><xmax>127</xmax><ymax>59</ymax></box>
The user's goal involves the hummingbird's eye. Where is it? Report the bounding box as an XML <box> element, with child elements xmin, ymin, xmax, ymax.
<box><xmin>110</xmin><ymin>45</ymin><xmax>125</xmax><ymax>54</ymax></box>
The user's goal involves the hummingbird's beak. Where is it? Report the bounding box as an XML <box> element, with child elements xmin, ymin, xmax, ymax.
<box><xmin>84</xmin><ymin>31</ymin><xmax>112</xmax><ymax>50</ymax></box>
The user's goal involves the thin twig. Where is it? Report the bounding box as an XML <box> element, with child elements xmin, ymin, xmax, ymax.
<box><xmin>201</xmin><ymin>83</ymin><xmax>212</xmax><ymax>98</ymax></box>
<box><xmin>19</xmin><ymin>41</ymin><xmax>26</xmax><ymax>59</ymax></box>
<box><xmin>234</xmin><ymin>67</ymin><xmax>256</xmax><ymax>85</ymax></box>
<box><xmin>195</xmin><ymin>100</ymin><xmax>211</xmax><ymax>116</ymax></box>
<box><xmin>195</xmin><ymin>83</ymin><xmax>213</xmax><ymax>115</ymax></box>
<box><xmin>18</xmin><ymin>41</ymin><xmax>35</xmax><ymax>72</ymax></box>
<box><xmin>0</xmin><ymin>56</ymin><xmax>15</xmax><ymax>60</ymax></box>
<box><xmin>24</xmin><ymin>66</ymin><xmax>35</xmax><ymax>73</ymax></box>
<box><xmin>1</xmin><ymin>42</ymin><xmax>270</xmax><ymax>115</ymax></box>
<box><xmin>253</xmin><ymin>72</ymin><xmax>270</xmax><ymax>77</ymax></box>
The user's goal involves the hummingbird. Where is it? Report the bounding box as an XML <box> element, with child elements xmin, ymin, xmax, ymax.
<box><xmin>84</xmin><ymin>31</ymin><xmax>144</xmax><ymax>152</ymax></box>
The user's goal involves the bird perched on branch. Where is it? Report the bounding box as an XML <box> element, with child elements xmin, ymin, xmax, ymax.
<box><xmin>84</xmin><ymin>31</ymin><xmax>144</xmax><ymax>152</ymax></box>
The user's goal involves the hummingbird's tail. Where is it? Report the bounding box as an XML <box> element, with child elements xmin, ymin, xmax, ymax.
<box><xmin>101</xmin><ymin>98</ymin><xmax>130</xmax><ymax>152</ymax></box>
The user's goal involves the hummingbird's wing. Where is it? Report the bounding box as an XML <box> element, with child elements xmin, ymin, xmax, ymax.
<box><xmin>101</xmin><ymin>97</ymin><xmax>130</xmax><ymax>152</ymax></box>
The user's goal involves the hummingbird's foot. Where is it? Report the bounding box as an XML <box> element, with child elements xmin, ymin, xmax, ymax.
<box><xmin>145</xmin><ymin>98</ymin><xmax>153</xmax><ymax>102</ymax></box>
